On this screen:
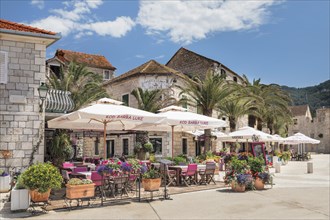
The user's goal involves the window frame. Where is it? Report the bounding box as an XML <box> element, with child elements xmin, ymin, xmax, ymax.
<box><xmin>122</xmin><ymin>93</ymin><xmax>129</xmax><ymax>106</ymax></box>
<box><xmin>103</xmin><ymin>70</ymin><xmax>111</xmax><ymax>80</ymax></box>
<box><xmin>0</xmin><ymin>51</ymin><xmax>8</xmax><ymax>84</ymax></box>
<box><xmin>182</xmin><ymin>137</ymin><xmax>188</xmax><ymax>155</ymax></box>
<box><xmin>122</xmin><ymin>138</ymin><xmax>129</xmax><ymax>156</ymax></box>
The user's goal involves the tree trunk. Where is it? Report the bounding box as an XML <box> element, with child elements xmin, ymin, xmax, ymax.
<box><xmin>203</xmin><ymin>109</ymin><xmax>213</xmax><ymax>154</ymax></box>
<box><xmin>204</xmin><ymin>129</ymin><xmax>212</xmax><ymax>154</ymax></box>
<box><xmin>229</xmin><ymin>117</ymin><xmax>236</xmax><ymax>132</ymax></box>
<box><xmin>257</xmin><ymin>118</ymin><xmax>263</xmax><ymax>131</ymax></box>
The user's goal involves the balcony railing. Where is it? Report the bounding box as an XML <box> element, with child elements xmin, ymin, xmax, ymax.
<box><xmin>45</xmin><ymin>89</ymin><xmax>75</xmax><ymax>113</ymax></box>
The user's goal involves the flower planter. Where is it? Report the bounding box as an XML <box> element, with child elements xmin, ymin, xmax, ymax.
<box><xmin>231</xmin><ymin>182</ymin><xmax>245</xmax><ymax>192</ymax></box>
<box><xmin>29</xmin><ymin>189</ymin><xmax>51</xmax><ymax>202</ymax></box>
<box><xmin>11</xmin><ymin>188</ymin><xmax>30</xmax><ymax>211</ymax></box>
<box><xmin>142</xmin><ymin>178</ymin><xmax>161</xmax><ymax>191</ymax></box>
<box><xmin>66</xmin><ymin>183</ymin><xmax>95</xmax><ymax>199</ymax></box>
<box><xmin>0</xmin><ymin>176</ymin><xmax>11</xmax><ymax>193</ymax></box>
<box><xmin>254</xmin><ymin>177</ymin><xmax>265</xmax><ymax>190</ymax></box>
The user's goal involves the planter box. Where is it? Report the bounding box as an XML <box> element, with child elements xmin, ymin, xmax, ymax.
<box><xmin>66</xmin><ymin>183</ymin><xmax>95</xmax><ymax>199</ymax></box>
<box><xmin>142</xmin><ymin>178</ymin><xmax>161</xmax><ymax>191</ymax></box>
<box><xmin>11</xmin><ymin>188</ymin><xmax>30</xmax><ymax>211</ymax></box>
<box><xmin>0</xmin><ymin>176</ymin><xmax>10</xmax><ymax>193</ymax></box>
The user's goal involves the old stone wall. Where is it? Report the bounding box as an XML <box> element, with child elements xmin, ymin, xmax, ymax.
<box><xmin>0</xmin><ymin>39</ymin><xmax>47</xmax><ymax>170</ymax></box>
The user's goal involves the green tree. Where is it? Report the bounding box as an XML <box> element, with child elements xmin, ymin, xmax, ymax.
<box><xmin>178</xmin><ymin>69</ymin><xmax>230</xmax><ymax>153</ymax></box>
<box><xmin>218</xmin><ymin>95</ymin><xmax>256</xmax><ymax>132</ymax></box>
<box><xmin>131</xmin><ymin>87</ymin><xmax>175</xmax><ymax>113</ymax></box>
<box><xmin>131</xmin><ymin>87</ymin><xmax>175</xmax><ymax>158</ymax></box>
<box><xmin>241</xmin><ymin>75</ymin><xmax>292</xmax><ymax>134</ymax></box>
<box><xmin>47</xmin><ymin>61</ymin><xmax>109</xmax><ymax>110</ymax></box>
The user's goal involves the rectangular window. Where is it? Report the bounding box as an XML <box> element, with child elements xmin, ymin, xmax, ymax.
<box><xmin>0</xmin><ymin>51</ymin><xmax>8</xmax><ymax>84</ymax></box>
<box><xmin>103</xmin><ymin>70</ymin><xmax>111</xmax><ymax>80</ymax></box>
<box><xmin>122</xmin><ymin>94</ymin><xmax>129</xmax><ymax>106</ymax></box>
<box><xmin>94</xmin><ymin>139</ymin><xmax>99</xmax><ymax>155</ymax></box>
<box><xmin>149</xmin><ymin>138</ymin><xmax>162</xmax><ymax>154</ymax></box>
<box><xmin>122</xmin><ymin>138</ymin><xmax>129</xmax><ymax>155</ymax></box>
<box><xmin>293</xmin><ymin>119</ymin><xmax>298</xmax><ymax>125</ymax></box>
<box><xmin>182</xmin><ymin>95</ymin><xmax>187</xmax><ymax>109</ymax></box>
<box><xmin>197</xmin><ymin>105</ymin><xmax>203</xmax><ymax>114</ymax></box>
<box><xmin>182</xmin><ymin>138</ymin><xmax>188</xmax><ymax>155</ymax></box>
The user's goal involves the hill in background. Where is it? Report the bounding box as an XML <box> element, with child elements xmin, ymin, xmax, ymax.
<box><xmin>281</xmin><ymin>80</ymin><xmax>330</xmax><ymax>116</ymax></box>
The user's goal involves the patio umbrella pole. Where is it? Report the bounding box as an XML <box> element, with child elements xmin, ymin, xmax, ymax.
<box><xmin>104</xmin><ymin>122</ymin><xmax>107</xmax><ymax>159</ymax></box>
<box><xmin>171</xmin><ymin>125</ymin><xmax>175</xmax><ymax>158</ymax></box>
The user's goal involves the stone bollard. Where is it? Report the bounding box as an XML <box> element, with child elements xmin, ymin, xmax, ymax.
<box><xmin>307</xmin><ymin>162</ymin><xmax>313</xmax><ymax>173</ymax></box>
<box><xmin>275</xmin><ymin>161</ymin><xmax>281</xmax><ymax>173</ymax></box>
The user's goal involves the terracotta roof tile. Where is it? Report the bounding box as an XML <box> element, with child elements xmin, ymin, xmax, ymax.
<box><xmin>105</xmin><ymin>60</ymin><xmax>185</xmax><ymax>85</ymax></box>
<box><xmin>289</xmin><ymin>105</ymin><xmax>309</xmax><ymax>116</ymax></box>
<box><xmin>0</xmin><ymin>19</ymin><xmax>57</xmax><ymax>35</ymax></box>
<box><xmin>55</xmin><ymin>49</ymin><xmax>116</xmax><ymax>70</ymax></box>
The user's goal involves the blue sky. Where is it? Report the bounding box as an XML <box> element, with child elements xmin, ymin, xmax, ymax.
<box><xmin>1</xmin><ymin>0</ymin><xmax>329</xmax><ymax>88</ymax></box>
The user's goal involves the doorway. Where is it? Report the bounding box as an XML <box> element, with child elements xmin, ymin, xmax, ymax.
<box><xmin>106</xmin><ymin>140</ymin><xmax>115</xmax><ymax>158</ymax></box>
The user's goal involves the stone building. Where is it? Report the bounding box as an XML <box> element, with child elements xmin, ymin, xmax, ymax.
<box><xmin>166</xmin><ymin>47</ymin><xmax>244</xmax><ymax>84</ymax></box>
<box><xmin>288</xmin><ymin>105</ymin><xmax>330</xmax><ymax>153</ymax></box>
<box><xmin>0</xmin><ymin>19</ymin><xmax>60</xmax><ymax>170</ymax></box>
<box><xmin>46</xmin><ymin>49</ymin><xmax>116</xmax><ymax>81</ymax></box>
<box><xmin>101</xmin><ymin>48</ymin><xmax>248</xmax><ymax>158</ymax></box>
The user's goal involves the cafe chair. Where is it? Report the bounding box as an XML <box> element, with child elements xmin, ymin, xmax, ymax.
<box><xmin>91</xmin><ymin>171</ymin><xmax>103</xmax><ymax>197</ymax></box>
<box><xmin>73</xmin><ymin>166</ymin><xmax>88</xmax><ymax>173</ymax></box>
<box><xmin>199</xmin><ymin>162</ymin><xmax>216</xmax><ymax>185</ymax></box>
<box><xmin>180</xmin><ymin>164</ymin><xmax>197</xmax><ymax>186</ymax></box>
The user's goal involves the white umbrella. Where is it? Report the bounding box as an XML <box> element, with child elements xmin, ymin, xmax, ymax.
<box><xmin>272</xmin><ymin>134</ymin><xmax>285</xmax><ymax>143</ymax></box>
<box><xmin>284</xmin><ymin>132</ymin><xmax>320</xmax><ymax>144</ymax></box>
<box><xmin>48</xmin><ymin>98</ymin><xmax>165</xmax><ymax>158</ymax></box>
<box><xmin>186</xmin><ymin>130</ymin><xmax>229</xmax><ymax>139</ymax></box>
<box><xmin>132</xmin><ymin>106</ymin><xmax>227</xmax><ymax>157</ymax></box>
<box><xmin>284</xmin><ymin>133</ymin><xmax>320</xmax><ymax>154</ymax></box>
<box><xmin>222</xmin><ymin>126</ymin><xmax>274</xmax><ymax>142</ymax></box>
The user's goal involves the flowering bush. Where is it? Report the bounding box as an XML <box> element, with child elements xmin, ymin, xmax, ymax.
<box><xmin>238</xmin><ymin>152</ymin><xmax>253</xmax><ymax>161</ymax></box>
<box><xmin>236</xmin><ymin>173</ymin><xmax>251</xmax><ymax>185</ymax></box>
<box><xmin>0</xmin><ymin>169</ymin><xmax>9</xmax><ymax>177</ymax></box>
<box><xmin>97</xmin><ymin>159</ymin><xmax>148</xmax><ymax>175</ymax></box>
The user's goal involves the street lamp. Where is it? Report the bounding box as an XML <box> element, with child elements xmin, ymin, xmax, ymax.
<box><xmin>38</xmin><ymin>82</ymin><xmax>48</xmax><ymax>112</ymax></box>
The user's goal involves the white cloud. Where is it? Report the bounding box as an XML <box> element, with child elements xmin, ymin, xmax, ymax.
<box><xmin>135</xmin><ymin>54</ymin><xmax>145</xmax><ymax>59</ymax></box>
<box><xmin>83</xmin><ymin>17</ymin><xmax>135</xmax><ymax>37</ymax></box>
<box><xmin>154</xmin><ymin>55</ymin><xmax>164</xmax><ymax>60</ymax></box>
<box><xmin>27</xmin><ymin>0</ymin><xmax>135</xmax><ymax>38</ymax></box>
<box><xmin>31</xmin><ymin>0</ymin><xmax>44</xmax><ymax>10</ymax></box>
<box><xmin>137</xmin><ymin>0</ymin><xmax>280</xmax><ymax>44</ymax></box>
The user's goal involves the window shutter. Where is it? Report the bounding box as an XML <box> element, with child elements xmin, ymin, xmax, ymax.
<box><xmin>0</xmin><ymin>51</ymin><xmax>8</xmax><ymax>84</ymax></box>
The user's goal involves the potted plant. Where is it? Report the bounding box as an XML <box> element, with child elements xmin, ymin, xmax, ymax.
<box><xmin>66</xmin><ymin>178</ymin><xmax>95</xmax><ymax>199</ymax></box>
<box><xmin>231</xmin><ymin>173</ymin><xmax>249</xmax><ymax>192</ymax></box>
<box><xmin>11</xmin><ymin>175</ymin><xmax>30</xmax><ymax>211</ymax></box>
<box><xmin>0</xmin><ymin>169</ymin><xmax>10</xmax><ymax>193</ymax></box>
<box><xmin>254</xmin><ymin>172</ymin><xmax>271</xmax><ymax>190</ymax></box>
<box><xmin>20</xmin><ymin>162</ymin><xmax>63</xmax><ymax>202</ymax></box>
<box><xmin>142</xmin><ymin>168</ymin><xmax>161</xmax><ymax>191</ymax></box>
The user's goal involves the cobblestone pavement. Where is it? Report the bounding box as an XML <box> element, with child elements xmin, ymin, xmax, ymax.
<box><xmin>1</xmin><ymin>154</ymin><xmax>329</xmax><ymax>219</ymax></box>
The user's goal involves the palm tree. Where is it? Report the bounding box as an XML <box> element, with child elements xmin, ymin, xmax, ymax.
<box><xmin>177</xmin><ymin>69</ymin><xmax>230</xmax><ymax>153</ymax></box>
<box><xmin>131</xmin><ymin>87</ymin><xmax>176</xmax><ymax>158</ymax></box>
<box><xmin>131</xmin><ymin>87</ymin><xmax>175</xmax><ymax>113</ymax></box>
<box><xmin>218</xmin><ymin>95</ymin><xmax>256</xmax><ymax>132</ymax></box>
<box><xmin>241</xmin><ymin>75</ymin><xmax>292</xmax><ymax>134</ymax></box>
<box><xmin>47</xmin><ymin>61</ymin><xmax>109</xmax><ymax>110</ymax></box>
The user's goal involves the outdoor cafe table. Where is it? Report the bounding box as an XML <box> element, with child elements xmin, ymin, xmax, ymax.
<box><xmin>168</xmin><ymin>165</ymin><xmax>206</xmax><ymax>185</ymax></box>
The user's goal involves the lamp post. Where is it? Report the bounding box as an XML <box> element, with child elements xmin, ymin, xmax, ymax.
<box><xmin>38</xmin><ymin>82</ymin><xmax>49</xmax><ymax>112</ymax></box>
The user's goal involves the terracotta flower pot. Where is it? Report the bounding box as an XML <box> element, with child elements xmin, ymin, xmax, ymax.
<box><xmin>254</xmin><ymin>177</ymin><xmax>265</xmax><ymax>190</ymax></box>
<box><xmin>231</xmin><ymin>182</ymin><xmax>245</xmax><ymax>192</ymax></box>
<box><xmin>142</xmin><ymin>178</ymin><xmax>161</xmax><ymax>191</ymax></box>
<box><xmin>29</xmin><ymin>189</ymin><xmax>51</xmax><ymax>202</ymax></box>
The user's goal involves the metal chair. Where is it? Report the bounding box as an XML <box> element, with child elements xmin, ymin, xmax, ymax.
<box><xmin>199</xmin><ymin>162</ymin><xmax>216</xmax><ymax>185</ymax></box>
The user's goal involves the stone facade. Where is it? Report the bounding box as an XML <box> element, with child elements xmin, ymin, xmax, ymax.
<box><xmin>0</xmin><ymin>19</ymin><xmax>60</xmax><ymax>170</ymax></box>
<box><xmin>288</xmin><ymin>105</ymin><xmax>330</xmax><ymax>153</ymax></box>
<box><xmin>0</xmin><ymin>30</ymin><xmax>59</xmax><ymax>170</ymax></box>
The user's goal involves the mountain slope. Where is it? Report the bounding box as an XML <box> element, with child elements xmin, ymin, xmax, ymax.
<box><xmin>281</xmin><ymin>80</ymin><xmax>330</xmax><ymax>115</ymax></box>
